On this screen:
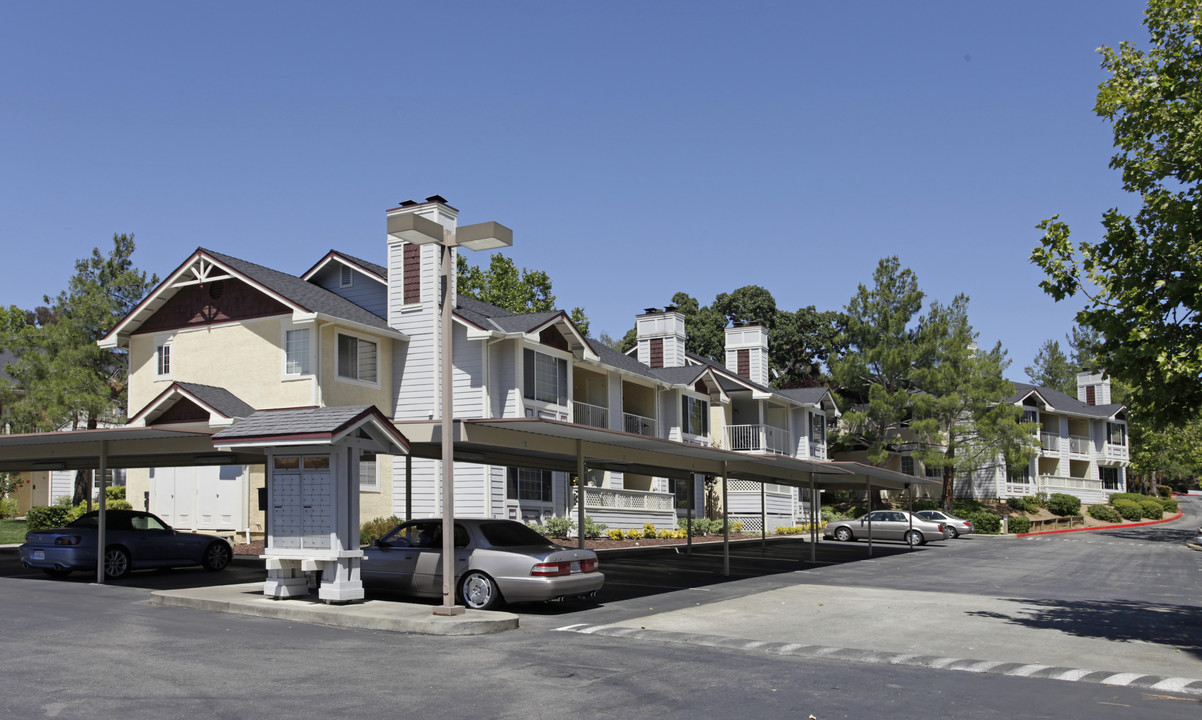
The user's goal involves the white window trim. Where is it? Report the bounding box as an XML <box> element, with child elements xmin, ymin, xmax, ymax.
<box><xmin>521</xmin><ymin>345</ymin><xmax>572</xmax><ymax>410</ymax></box>
<box><xmin>335</xmin><ymin>330</ymin><xmax>381</xmax><ymax>388</ymax></box>
<box><xmin>153</xmin><ymin>334</ymin><xmax>174</xmax><ymax>381</ymax></box>
<box><xmin>281</xmin><ymin>320</ymin><xmax>315</xmax><ymax>381</ymax></box>
<box><xmin>359</xmin><ymin>452</ymin><xmax>380</xmax><ymax>492</ymax></box>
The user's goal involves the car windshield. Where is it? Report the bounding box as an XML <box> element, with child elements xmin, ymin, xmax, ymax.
<box><xmin>479</xmin><ymin>522</ymin><xmax>555</xmax><ymax>547</ymax></box>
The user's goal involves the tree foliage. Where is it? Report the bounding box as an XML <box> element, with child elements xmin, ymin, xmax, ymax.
<box><xmin>1024</xmin><ymin>339</ymin><xmax>1076</xmax><ymax>395</ymax></box>
<box><xmin>1031</xmin><ymin>0</ymin><xmax>1202</xmax><ymax>424</ymax></box>
<box><xmin>457</xmin><ymin>253</ymin><xmax>589</xmax><ymax>336</ymax></box>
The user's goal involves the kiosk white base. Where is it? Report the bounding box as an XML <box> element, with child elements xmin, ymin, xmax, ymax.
<box><xmin>262</xmin><ymin>556</ymin><xmax>364</xmax><ymax>603</ymax></box>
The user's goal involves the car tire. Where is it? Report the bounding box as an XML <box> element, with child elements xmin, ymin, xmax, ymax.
<box><xmin>41</xmin><ymin>567</ymin><xmax>71</xmax><ymax>578</ymax></box>
<box><xmin>202</xmin><ymin>541</ymin><xmax>232</xmax><ymax>571</ymax></box>
<box><xmin>904</xmin><ymin>530</ymin><xmax>925</xmax><ymax>546</ymax></box>
<box><xmin>834</xmin><ymin>527</ymin><xmax>854</xmax><ymax>542</ymax></box>
<box><xmin>104</xmin><ymin>546</ymin><xmax>130</xmax><ymax>579</ymax></box>
<box><xmin>459</xmin><ymin>570</ymin><xmax>500</xmax><ymax>610</ymax></box>
<box><xmin>947</xmin><ymin>526</ymin><xmax>959</xmax><ymax>539</ymax></box>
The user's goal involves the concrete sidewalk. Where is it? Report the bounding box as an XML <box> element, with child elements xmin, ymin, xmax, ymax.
<box><xmin>150</xmin><ymin>582</ymin><xmax>519</xmax><ymax>635</ymax></box>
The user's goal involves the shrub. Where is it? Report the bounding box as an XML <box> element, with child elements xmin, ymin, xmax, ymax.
<box><xmin>1112</xmin><ymin>498</ymin><xmax>1143</xmax><ymax>521</ymax></box>
<box><xmin>642</xmin><ymin>523</ymin><xmax>658</xmax><ymax>538</ymax></box>
<box><xmin>1045</xmin><ymin>493</ymin><xmax>1081</xmax><ymax>517</ymax></box>
<box><xmin>1088</xmin><ymin>504</ymin><xmax>1122</xmax><ymax>523</ymax></box>
<box><xmin>0</xmin><ymin>496</ymin><xmax>18</xmax><ymax>519</ymax></box>
<box><xmin>1157</xmin><ymin>484</ymin><xmax>1173</xmax><ymax>498</ymax></box>
<box><xmin>1109</xmin><ymin>492</ymin><xmax>1150</xmax><ymax>505</ymax></box>
<box><xmin>729</xmin><ymin>521</ymin><xmax>744</xmax><ymax>534</ymax></box>
<box><xmin>1138</xmin><ymin>500</ymin><xmax>1164</xmax><ymax>520</ymax></box>
<box><xmin>68</xmin><ymin>499</ymin><xmax>131</xmax><ymax>521</ymax></box>
<box><xmin>105</xmin><ymin>485</ymin><xmax>126</xmax><ymax>502</ymax></box>
<box><xmin>606</xmin><ymin>529</ymin><xmax>625</xmax><ymax>540</ymax></box>
<box><xmin>1007</xmin><ymin>516</ymin><xmax>1031</xmax><ymax>534</ymax></box>
<box><xmin>1006</xmin><ymin>496</ymin><xmax>1042</xmax><ymax>514</ymax></box>
<box><xmin>360</xmin><ymin>516</ymin><xmax>401</xmax><ymax>545</ymax></box>
<box><xmin>623</xmin><ymin>528</ymin><xmax>643</xmax><ymax>540</ymax></box>
<box><xmin>581</xmin><ymin>516</ymin><xmax>607</xmax><ymax>539</ymax></box>
<box><xmin>544</xmin><ymin>517</ymin><xmax>575</xmax><ymax>538</ymax></box>
<box><xmin>961</xmin><ymin>510</ymin><xmax>1002</xmax><ymax>534</ymax></box>
<box><xmin>952</xmin><ymin>499</ymin><xmax>985</xmax><ymax>516</ymax></box>
<box><xmin>657</xmin><ymin>529</ymin><xmax>677</xmax><ymax>539</ymax></box>
<box><xmin>679</xmin><ymin>517</ymin><xmax>719</xmax><ymax>535</ymax></box>
<box><xmin>819</xmin><ymin>506</ymin><xmax>846</xmax><ymax>522</ymax></box>
<box><xmin>26</xmin><ymin>505</ymin><xmax>72</xmax><ymax>531</ymax></box>
<box><xmin>1156</xmin><ymin>496</ymin><xmax>1178</xmax><ymax>513</ymax></box>
<box><xmin>911</xmin><ymin>499</ymin><xmax>940</xmax><ymax>511</ymax></box>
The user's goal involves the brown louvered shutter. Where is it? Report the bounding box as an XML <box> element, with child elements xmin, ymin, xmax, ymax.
<box><xmin>737</xmin><ymin>349</ymin><xmax>750</xmax><ymax>378</ymax></box>
<box><xmin>649</xmin><ymin>338</ymin><xmax>664</xmax><ymax>368</ymax></box>
<box><xmin>403</xmin><ymin>244</ymin><xmax>421</xmax><ymax>304</ymax></box>
<box><xmin>1085</xmin><ymin>385</ymin><xmax>1096</xmax><ymax>406</ymax></box>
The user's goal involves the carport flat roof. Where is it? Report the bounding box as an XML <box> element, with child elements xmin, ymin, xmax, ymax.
<box><xmin>0</xmin><ymin>426</ymin><xmax>265</xmax><ymax>472</ymax></box>
<box><xmin>395</xmin><ymin>418</ymin><xmax>925</xmax><ymax>489</ymax></box>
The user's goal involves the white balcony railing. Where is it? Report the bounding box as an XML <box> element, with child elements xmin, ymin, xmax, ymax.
<box><xmin>726</xmin><ymin>424</ymin><xmax>791</xmax><ymax>455</ymax></box>
<box><xmin>572</xmin><ymin>401</ymin><xmax>609</xmax><ymax>429</ymax></box>
<box><xmin>623</xmin><ymin>412</ymin><xmax>658</xmax><ymax>437</ymax></box>
<box><xmin>1068</xmin><ymin>435</ymin><xmax>1092</xmax><ymax>456</ymax></box>
<box><xmin>573</xmin><ymin>486</ymin><xmax>675</xmax><ymax>513</ymax></box>
<box><xmin>1105</xmin><ymin>443</ymin><xmax>1129</xmax><ymax>460</ymax></box>
<box><xmin>1037</xmin><ymin>475</ymin><xmax>1104</xmax><ymax>493</ymax></box>
<box><xmin>1039</xmin><ymin>432</ymin><xmax>1060</xmax><ymax>453</ymax></box>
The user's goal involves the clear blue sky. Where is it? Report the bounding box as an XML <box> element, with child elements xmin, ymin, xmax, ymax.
<box><xmin>0</xmin><ymin>1</ymin><xmax>1146</xmax><ymax>377</ymax></box>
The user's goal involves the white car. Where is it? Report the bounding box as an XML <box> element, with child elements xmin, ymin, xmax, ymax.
<box><xmin>914</xmin><ymin>510</ymin><xmax>974</xmax><ymax>538</ymax></box>
<box><xmin>823</xmin><ymin>510</ymin><xmax>948</xmax><ymax>546</ymax></box>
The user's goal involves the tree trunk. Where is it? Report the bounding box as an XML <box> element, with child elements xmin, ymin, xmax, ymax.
<box><xmin>941</xmin><ymin>446</ymin><xmax>956</xmax><ymax>511</ymax></box>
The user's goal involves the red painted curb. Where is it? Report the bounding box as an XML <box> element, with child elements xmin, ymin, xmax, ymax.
<box><xmin>1016</xmin><ymin>510</ymin><xmax>1184</xmax><ymax>537</ymax></box>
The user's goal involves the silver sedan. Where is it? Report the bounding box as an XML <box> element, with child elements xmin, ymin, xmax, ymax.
<box><xmin>914</xmin><ymin>509</ymin><xmax>974</xmax><ymax>538</ymax></box>
<box><xmin>823</xmin><ymin>510</ymin><xmax>948</xmax><ymax>546</ymax></box>
<box><xmin>361</xmin><ymin>518</ymin><xmax>604</xmax><ymax>610</ymax></box>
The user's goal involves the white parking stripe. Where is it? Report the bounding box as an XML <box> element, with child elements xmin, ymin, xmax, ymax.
<box><xmin>1151</xmin><ymin>677</ymin><xmax>1196</xmax><ymax>692</ymax></box>
<box><xmin>1100</xmin><ymin>672</ymin><xmax>1143</xmax><ymax>686</ymax></box>
<box><xmin>1007</xmin><ymin>664</ymin><xmax>1051</xmax><ymax>677</ymax></box>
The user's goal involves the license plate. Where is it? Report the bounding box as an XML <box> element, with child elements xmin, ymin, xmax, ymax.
<box><xmin>570</xmin><ymin>561</ymin><xmax>581</xmax><ymax>573</ymax></box>
<box><xmin>32</xmin><ymin>550</ymin><xmax>45</xmax><ymax>561</ymax></box>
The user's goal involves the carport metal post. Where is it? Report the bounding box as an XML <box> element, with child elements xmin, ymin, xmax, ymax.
<box><xmin>685</xmin><ymin>476</ymin><xmax>693</xmax><ymax>556</ymax></box>
<box><xmin>95</xmin><ymin>440</ymin><xmax>108</xmax><ymax>584</ymax></box>
<box><xmin>576</xmin><ymin>439</ymin><xmax>585</xmax><ymax>550</ymax></box>
<box><xmin>722</xmin><ymin>461</ymin><xmax>729</xmax><ymax>576</ymax></box>
<box><xmin>760</xmin><ymin>482</ymin><xmax>766</xmax><ymax>550</ymax></box>
<box><xmin>867</xmin><ymin>481</ymin><xmax>873</xmax><ymax>558</ymax></box>
<box><xmin>907</xmin><ymin>483</ymin><xmax>913</xmax><ymax>551</ymax></box>
<box><xmin>405</xmin><ymin>454</ymin><xmax>412</xmax><ymax>521</ymax></box>
<box><xmin>809</xmin><ymin>475</ymin><xmax>816</xmax><ymax>564</ymax></box>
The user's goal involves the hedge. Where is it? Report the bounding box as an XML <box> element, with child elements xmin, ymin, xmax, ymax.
<box><xmin>1088</xmin><ymin>504</ymin><xmax>1122</xmax><ymax>523</ymax></box>
<box><xmin>1109</xmin><ymin>492</ymin><xmax>1152</xmax><ymax>506</ymax></box>
<box><xmin>1112</xmin><ymin>498</ymin><xmax>1143</xmax><ymax>521</ymax></box>
<box><xmin>1007</xmin><ymin>516</ymin><xmax>1031</xmax><ymax>534</ymax></box>
<box><xmin>1045</xmin><ymin>493</ymin><xmax>1081</xmax><ymax>517</ymax></box>
<box><xmin>961</xmin><ymin>510</ymin><xmax>1002</xmax><ymax>534</ymax></box>
<box><xmin>1006</xmin><ymin>496</ymin><xmax>1042</xmax><ymax>514</ymax></box>
<box><xmin>1138</xmin><ymin>500</ymin><xmax>1164</xmax><ymax>520</ymax></box>
<box><xmin>1157</xmin><ymin>496</ymin><xmax>1179</xmax><ymax>513</ymax></box>
<box><xmin>26</xmin><ymin>505</ymin><xmax>72</xmax><ymax>531</ymax></box>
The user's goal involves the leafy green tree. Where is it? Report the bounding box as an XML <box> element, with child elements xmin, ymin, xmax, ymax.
<box><xmin>456</xmin><ymin>253</ymin><xmax>589</xmax><ymax>336</ymax></box>
<box><xmin>5</xmin><ymin>234</ymin><xmax>158</xmax><ymax>502</ymax></box>
<box><xmin>830</xmin><ymin>257</ymin><xmax>926</xmax><ymax>464</ymax></box>
<box><xmin>910</xmin><ymin>296</ymin><xmax>1038</xmax><ymax>507</ymax></box>
<box><xmin>1031</xmin><ymin>0</ymin><xmax>1202</xmax><ymax>425</ymax></box>
<box><xmin>1024</xmin><ymin>339</ymin><xmax>1076</xmax><ymax>395</ymax></box>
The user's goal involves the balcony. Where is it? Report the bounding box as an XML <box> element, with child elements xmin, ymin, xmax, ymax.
<box><xmin>799</xmin><ymin>437</ymin><xmax>827</xmax><ymax>460</ymax></box>
<box><xmin>726</xmin><ymin>424</ymin><xmax>791</xmax><ymax>455</ymax></box>
<box><xmin>623</xmin><ymin>411</ymin><xmax>658</xmax><ymax>437</ymax></box>
<box><xmin>573</xmin><ymin>486</ymin><xmax>676</xmax><ymax>513</ymax></box>
<box><xmin>1105</xmin><ymin>443</ymin><xmax>1129</xmax><ymax>460</ymax></box>
<box><xmin>1068</xmin><ymin>435</ymin><xmax>1092</xmax><ymax>457</ymax></box>
<box><xmin>1039</xmin><ymin>432</ymin><xmax>1060</xmax><ymax>454</ymax></box>
<box><xmin>572</xmin><ymin>401</ymin><xmax>609</xmax><ymax>430</ymax></box>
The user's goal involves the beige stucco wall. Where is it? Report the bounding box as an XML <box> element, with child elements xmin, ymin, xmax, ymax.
<box><xmin>128</xmin><ymin>317</ymin><xmax>315</xmax><ymax>415</ymax></box>
<box><xmin>316</xmin><ymin>323</ymin><xmax>395</xmax><ymax>416</ymax></box>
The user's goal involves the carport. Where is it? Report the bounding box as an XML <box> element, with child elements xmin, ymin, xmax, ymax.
<box><xmin>817</xmin><ymin>462</ymin><xmax>944</xmax><ymax>556</ymax></box>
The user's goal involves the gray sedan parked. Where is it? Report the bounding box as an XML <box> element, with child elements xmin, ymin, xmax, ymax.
<box><xmin>914</xmin><ymin>509</ymin><xmax>974</xmax><ymax>538</ymax></box>
<box><xmin>361</xmin><ymin>518</ymin><xmax>604</xmax><ymax>610</ymax></box>
<box><xmin>823</xmin><ymin>510</ymin><xmax>948</xmax><ymax>546</ymax></box>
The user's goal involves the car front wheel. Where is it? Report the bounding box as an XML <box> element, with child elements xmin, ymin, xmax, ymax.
<box><xmin>104</xmin><ymin>546</ymin><xmax>130</xmax><ymax>579</ymax></box>
<box><xmin>203</xmin><ymin>541</ymin><xmax>232</xmax><ymax>571</ymax></box>
<box><xmin>834</xmin><ymin>527</ymin><xmax>854</xmax><ymax>542</ymax></box>
<box><xmin>459</xmin><ymin>571</ymin><xmax>500</xmax><ymax>610</ymax></box>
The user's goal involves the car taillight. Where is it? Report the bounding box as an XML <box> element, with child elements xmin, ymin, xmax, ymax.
<box><xmin>55</xmin><ymin>536</ymin><xmax>82</xmax><ymax>546</ymax></box>
<box><xmin>964</xmin><ymin>521</ymin><xmax>972</xmax><ymax>528</ymax></box>
<box><xmin>531</xmin><ymin>562</ymin><xmax>570</xmax><ymax>577</ymax></box>
<box><xmin>938</xmin><ymin>524</ymin><xmax>945</xmax><ymax>532</ymax></box>
<box><xmin>581</xmin><ymin>558</ymin><xmax>598</xmax><ymax>573</ymax></box>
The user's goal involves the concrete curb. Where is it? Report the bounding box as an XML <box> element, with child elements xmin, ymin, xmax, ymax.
<box><xmin>150</xmin><ymin>582</ymin><xmax>519</xmax><ymax>635</ymax></box>
<box><xmin>1017</xmin><ymin>510</ymin><xmax>1185</xmax><ymax>538</ymax></box>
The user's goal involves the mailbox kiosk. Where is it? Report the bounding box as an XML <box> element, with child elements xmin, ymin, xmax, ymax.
<box><xmin>212</xmin><ymin>406</ymin><xmax>409</xmax><ymax>604</ymax></box>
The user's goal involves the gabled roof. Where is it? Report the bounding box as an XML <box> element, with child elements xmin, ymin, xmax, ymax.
<box><xmin>452</xmin><ymin>296</ymin><xmax>597</xmax><ymax>361</ymax></box>
<box><xmin>128</xmin><ymin>382</ymin><xmax>256</xmax><ymax>428</ymax></box>
<box><xmin>300</xmin><ymin>250</ymin><xmax>388</xmax><ymax>285</ymax></box>
<box><xmin>100</xmin><ymin>248</ymin><xmax>400</xmax><ymax>348</ymax></box>
<box><xmin>1008</xmin><ymin>382</ymin><xmax>1126</xmax><ymax>420</ymax></box>
<box><xmin>777</xmin><ymin>386</ymin><xmax>837</xmax><ymax>408</ymax></box>
<box><xmin>211</xmin><ymin>405</ymin><xmax>409</xmax><ymax>455</ymax></box>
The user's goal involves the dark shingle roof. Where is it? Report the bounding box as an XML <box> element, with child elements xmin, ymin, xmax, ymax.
<box><xmin>213</xmin><ymin>405</ymin><xmax>375</xmax><ymax>440</ymax></box>
<box><xmin>173</xmin><ymin>382</ymin><xmax>256</xmax><ymax>419</ymax></box>
<box><xmin>330</xmin><ymin>250</ymin><xmax>387</xmax><ymax>280</ymax></box>
<box><xmin>586</xmin><ymin>340</ymin><xmax>659</xmax><ymax>380</ymax></box>
<box><xmin>1008</xmin><ymin>381</ymin><xmax>1125</xmax><ymax>419</ymax></box>
<box><xmin>651</xmin><ymin>365</ymin><xmax>709</xmax><ymax>385</ymax></box>
<box><xmin>202</xmin><ymin>248</ymin><xmax>391</xmax><ymax>330</ymax></box>
<box><xmin>777</xmin><ymin>387</ymin><xmax>833</xmax><ymax>406</ymax></box>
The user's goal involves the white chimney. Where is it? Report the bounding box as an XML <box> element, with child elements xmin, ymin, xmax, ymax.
<box><xmin>636</xmin><ymin>308</ymin><xmax>687</xmax><ymax>368</ymax></box>
<box><xmin>725</xmin><ymin>325</ymin><xmax>769</xmax><ymax>387</ymax></box>
<box><xmin>1076</xmin><ymin>370</ymin><xmax>1111</xmax><ymax>406</ymax></box>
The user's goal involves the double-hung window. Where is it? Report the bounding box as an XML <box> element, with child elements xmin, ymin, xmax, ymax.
<box><xmin>1107</xmin><ymin>422</ymin><xmax>1127</xmax><ymax>447</ymax></box>
<box><xmin>359</xmin><ymin>452</ymin><xmax>379</xmax><ymax>491</ymax></box>
<box><xmin>337</xmin><ymin>333</ymin><xmax>378</xmax><ymax>383</ymax></box>
<box><xmin>155</xmin><ymin>338</ymin><xmax>173</xmax><ymax>379</ymax></box>
<box><xmin>523</xmin><ymin>349</ymin><xmax>567</xmax><ymax>405</ymax></box>
<box><xmin>1100</xmin><ymin>466</ymin><xmax>1122</xmax><ymax>490</ymax></box>
<box><xmin>810</xmin><ymin>412</ymin><xmax>826</xmax><ymax>445</ymax></box>
<box><xmin>284</xmin><ymin>328</ymin><xmax>311</xmax><ymax>375</ymax></box>
<box><xmin>681</xmin><ymin>395</ymin><xmax>708</xmax><ymax>437</ymax></box>
<box><xmin>507</xmin><ymin>468</ymin><xmax>553</xmax><ymax>502</ymax></box>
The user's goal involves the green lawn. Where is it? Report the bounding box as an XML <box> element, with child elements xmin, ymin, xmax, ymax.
<box><xmin>0</xmin><ymin>519</ymin><xmax>28</xmax><ymax>544</ymax></box>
